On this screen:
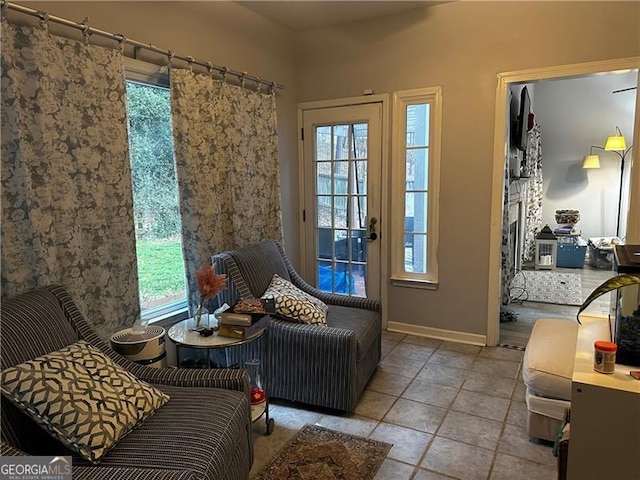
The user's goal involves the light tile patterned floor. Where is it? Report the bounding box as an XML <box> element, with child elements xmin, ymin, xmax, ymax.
<box><xmin>250</xmin><ymin>331</ymin><xmax>557</xmax><ymax>480</ymax></box>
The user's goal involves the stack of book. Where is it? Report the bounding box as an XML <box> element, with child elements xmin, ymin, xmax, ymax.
<box><xmin>217</xmin><ymin>298</ymin><xmax>273</xmax><ymax>339</ymax></box>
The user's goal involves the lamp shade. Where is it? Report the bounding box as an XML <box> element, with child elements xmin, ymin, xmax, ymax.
<box><xmin>605</xmin><ymin>127</ymin><xmax>626</xmax><ymax>151</ymax></box>
<box><xmin>582</xmin><ymin>154</ymin><xmax>600</xmax><ymax>169</ymax></box>
<box><xmin>605</xmin><ymin>135</ymin><xmax>626</xmax><ymax>151</ymax></box>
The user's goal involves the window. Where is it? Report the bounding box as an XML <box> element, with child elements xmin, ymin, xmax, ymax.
<box><xmin>391</xmin><ymin>87</ymin><xmax>442</xmax><ymax>286</ymax></box>
<box><xmin>125</xmin><ymin>60</ymin><xmax>187</xmax><ymax>319</ymax></box>
<box><xmin>314</xmin><ymin>123</ymin><xmax>369</xmax><ymax>296</ymax></box>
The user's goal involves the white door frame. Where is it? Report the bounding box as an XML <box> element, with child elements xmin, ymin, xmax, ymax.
<box><xmin>487</xmin><ymin>57</ymin><xmax>640</xmax><ymax>346</ymax></box>
<box><xmin>297</xmin><ymin>94</ymin><xmax>390</xmax><ymax>329</ymax></box>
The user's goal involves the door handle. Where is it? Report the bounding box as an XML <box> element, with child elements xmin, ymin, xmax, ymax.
<box><xmin>368</xmin><ymin>217</ymin><xmax>378</xmax><ymax>241</ymax></box>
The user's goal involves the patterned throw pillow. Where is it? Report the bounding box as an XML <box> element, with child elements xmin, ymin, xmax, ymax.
<box><xmin>0</xmin><ymin>340</ymin><xmax>169</xmax><ymax>463</ymax></box>
<box><xmin>261</xmin><ymin>274</ymin><xmax>328</xmax><ymax>325</ymax></box>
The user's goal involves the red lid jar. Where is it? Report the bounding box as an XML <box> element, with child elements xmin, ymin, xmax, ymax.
<box><xmin>594</xmin><ymin>341</ymin><xmax>617</xmax><ymax>374</ymax></box>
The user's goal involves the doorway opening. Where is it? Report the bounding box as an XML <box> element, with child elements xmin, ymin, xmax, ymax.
<box><xmin>487</xmin><ymin>58</ymin><xmax>640</xmax><ymax>347</ymax></box>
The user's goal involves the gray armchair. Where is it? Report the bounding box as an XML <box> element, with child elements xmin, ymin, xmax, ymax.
<box><xmin>0</xmin><ymin>285</ymin><xmax>253</xmax><ymax>479</ymax></box>
<box><xmin>212</xmin><ymin>240</ymin><xmax>381</xmax><ymax>412</ymax></box>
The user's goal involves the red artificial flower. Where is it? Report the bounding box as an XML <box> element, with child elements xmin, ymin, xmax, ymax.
<box><xmin>196</xmin><ymin>263</ymin><xmax>227</xmax><ymax>303</ymax></box>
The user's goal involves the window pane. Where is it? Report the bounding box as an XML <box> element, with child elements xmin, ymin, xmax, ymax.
<box><xmin>334</xmin><ymin>196</ymin><xmax>348</xmax><ymax>228</ymax></box>
<box><xmin>334</xmin><ymin>262</ymin><xmax>352</xmax><ymax>294</ymax></box>
<box><xmin>316</xmin><ymin>161</ymin><xmax>331</xmax><ymax>194</ymax></box>
<box><xmin>353</xmin><ymin>196</ymin><xmax>367</xmax><ymax>229</ymax></box>
<box><xmin>405</xmin><ymin>192</ymin><xmax>428</xmax><ymax>234</ymax></box>
<box><xmin>316</xmin><ymin>126</ymin><xmax>332</xmax><ymax>161</ymax></box>
<box><xmin>406</xmin><ymin>149</ymin><xmax>428</xmax><ymax>191</ymax></box>
<box><xmin>333</xmin><ymin>161</ymin><xmax>349</xmax><ymax>194</ymax></box>
<box><xmin>317</xmin><ymin>228</ymin><xmax>332</xmax><ymax>260</ymax></box>
<box><xmin>350</xmin><ymin>263</ymin><xmax>366</xmax><ymax>297</ymax></box>
<box><xmin>351</xmin><ymin>230</ymin><xmax>367</xmax><ymax>263</ymax></box>
<box><xmin>125</xmin><ymin>80</ymin><xmax>186</xmax><ymax>311</ymax></box>
<box><xmin>404</xmin><ymin>234</ymin><xmax>428</xmax><ymax>273</ymax></box>
<box><xmin>353</xmin><ymin>123</ymin><xmax>368</xmax><ymax>159</ymax></box>
<box><xmin>334</xmin><ymin>125</ymin><xmax>349</xmax><ymax>160</ymax></box>
<box><xmin>317</xmin><ymin>260</ymin><xmax>333</xmax><ymax>292</ymax></box>
<box><xmin>406</xmin><ymin>103</ymin><xmax>430</xmax><ymax>147</ymax></box>
<box><xmin>317</xmin><ymin>196</ymin><xmax>332</xmax><ymax>227</ymax></box>
<box><xmin>354</xmin><ymin>161</ymin><xmax>367</xmax><ymax>195</ymax></box>
<box><xmin>334</xmin><ymin>230</ymin><xmax>349</xmax><ymax>260</ymax></box>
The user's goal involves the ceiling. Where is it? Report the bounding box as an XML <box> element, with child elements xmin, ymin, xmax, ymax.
<box><xmin>235</xmin><ymin>1</ymin><xmax>441</xmax><ymax>31</ymax></box>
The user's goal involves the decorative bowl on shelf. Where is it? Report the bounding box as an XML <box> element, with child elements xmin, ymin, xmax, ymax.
<box><xmin>555</xmin><ymin>209</ymin><xmax>580</xmax><ymax>226</ymax></box>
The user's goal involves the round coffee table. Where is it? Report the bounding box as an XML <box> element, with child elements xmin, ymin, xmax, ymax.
<box><xmin>168</xmin><ymin>317</ymin><xmax>274</xmax><ymax>434</ymax></box>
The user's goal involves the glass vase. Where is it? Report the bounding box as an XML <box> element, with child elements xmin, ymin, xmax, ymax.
<box><xmin>195</xmin><ymin>305</ymin><xmax>209</xmax><ymax>329</ymax></box>
<box><xmin>245</xmin><ymin>359</ymin><xmax>265</xmax><ymax>405</ymax></box>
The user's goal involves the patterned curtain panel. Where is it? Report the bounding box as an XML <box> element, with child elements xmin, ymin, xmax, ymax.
<box><xmin>501</xmin><ymin>122</ymin><xmax>543</xmax><ymax>304</ymax></box>
<box><xmin>1</xmin><ymin>23</ymin><xmax>139</xmax><ymax>339</ymax></box>
<box><xmin>522</xmin><ymin>123</ymin><xmax>543</xmax><ymax>262</ymax></box>
<box><xmin>170</xmin><ymin>69</ymin><xmax>283</xmax><ymax>312</ymax></box>
<box><xmin>501</xmin><ymin>157</ymin><xmax>514</xmax><ymax>304</ymax></box>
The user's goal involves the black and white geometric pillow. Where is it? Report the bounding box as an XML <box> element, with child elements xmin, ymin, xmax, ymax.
<box><xmin>261</xmin><ymin>274</ymin><xmax>328</xmax><ymax>325</ymax></box>
<box><xmin>0</xmin><ymin>340</ymin><xmax>170</xmax><ymax>463</ymax></box>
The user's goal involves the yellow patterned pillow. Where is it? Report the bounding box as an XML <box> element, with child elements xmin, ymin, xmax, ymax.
<box><xmin>0</xmin><ymin>340</ymin><xmax>169</xmax><ymax>463</ymax></box>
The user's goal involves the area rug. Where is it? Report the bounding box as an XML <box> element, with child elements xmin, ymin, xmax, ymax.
<box><xmin>509</xmin><ymin>270</ymin><xmax>582</xmax><ymax>306</ymax></box>
<box><xmin>251</xmin><ymin>424</ymin><xmax>392</xmax><ymax>480</ymax></box>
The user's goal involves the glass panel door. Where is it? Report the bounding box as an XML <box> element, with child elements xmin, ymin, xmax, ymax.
<box><xmin>303</xmin><ymin>104</ymin><xmax>382</xmax><ymax>300</ymax></box>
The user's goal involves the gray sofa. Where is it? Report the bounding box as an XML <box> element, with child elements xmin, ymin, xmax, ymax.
<box><xmin>0</xmin><ymin>285</ymin><xmax>253</xmax><ymax>479</ymax></box>
<box><xmin>212</xmin><ymin>240</ymin><xmax>382</xmax><ymax>412</ymax></box>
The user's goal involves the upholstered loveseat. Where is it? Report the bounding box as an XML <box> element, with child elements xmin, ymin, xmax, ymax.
<box><xmin>0</xmin><ymin>285</ymin><xmax>253</xmax><ymax>479</ymax></box>
<box><xmin>212</xmin><ymin>240</ymin><xmax>382</xmax><ymax>412</ymax></box>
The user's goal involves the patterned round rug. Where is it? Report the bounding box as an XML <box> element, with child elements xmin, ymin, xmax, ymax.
<box><xmin>251</xmin><ymin>424</ymin><xmax>392</xmax><ymax>480</ymax></box>
<box><xmin>509</xmin><ymin>270</ymin><xmax>582</xmax><ymax>306</ymax></box>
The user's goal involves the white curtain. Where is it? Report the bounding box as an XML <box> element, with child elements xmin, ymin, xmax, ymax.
<box><xmin>170</xmin><ymin>69</ymin><xmax>283</xmax><ymax>312</ymax></box>
<box><xmin>1</xmin><ymin>23</ymin><xmax>139</xmax><ymax>338</ymax></box>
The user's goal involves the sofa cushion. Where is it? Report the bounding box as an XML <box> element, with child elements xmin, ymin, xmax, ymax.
<box><xmin>230</xmin><ymin>241</ymin><xmax>291</xmax><ymax>297</ymax></box>
<box><xmin>262</xmin><ymin>274</ymin><xmax>328</xmax><ymax>325</ymax></box>
<box><xmin>0</xmin><ymin>341</ymin><xmax>170</xmax><ymax>463</ymax></box>
<box><xmin>522</xmin><ymin>319</ymin><xmax>578</xmax><ymax>400</ymax></box>
<box><xmin>327</xmin><ymin>305</ymin><xmax>380</xmax><ymax>360</ymax></box>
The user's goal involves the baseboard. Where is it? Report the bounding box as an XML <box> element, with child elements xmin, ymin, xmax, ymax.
<box><xmin>386</xmin><ymin>321</ymin><xmax>487</xmax><ymax>346</ymax></box>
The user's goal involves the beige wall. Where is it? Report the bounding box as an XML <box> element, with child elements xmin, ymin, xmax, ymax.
<box><xmin>11</xmin><ymin>1</ymin><xmax>640</xmax><ymax>339</ymax></box>
<box><xmin>294</xmin><ymin>1</ymin><xmax>640</xmax><ymax>336</ymax></box>
<box><xmin>18</xmin><ymin>1</ymin><xmax>301</xmax><ymax>263</ymax></box>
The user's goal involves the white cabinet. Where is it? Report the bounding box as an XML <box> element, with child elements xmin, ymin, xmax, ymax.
<box><xmin>567</xmin><ymin>315</ymin><xmax>640</xmax><ymax>480</ymax></box>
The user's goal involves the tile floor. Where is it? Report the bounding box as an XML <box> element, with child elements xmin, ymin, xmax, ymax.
<box><xmin>500</xmin><ymin>265</ymin><xmax>614</xmax><ymax>348</ymax></box>
<box><xmin>250</xmin><ymin>331</ymin><xmax>557</xmax><ymax>480</ymax></box>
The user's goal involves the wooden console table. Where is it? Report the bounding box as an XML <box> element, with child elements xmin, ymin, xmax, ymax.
<box><xmin>567</xmin><ymin>314</ymin><xmax>640</xmax><ymax>479</ymax></box>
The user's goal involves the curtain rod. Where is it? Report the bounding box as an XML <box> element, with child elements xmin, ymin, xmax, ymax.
<box><xmin>1</xmin><ymin>0</ymin><xmax>286</xmax><ymax>92</ymax></box>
